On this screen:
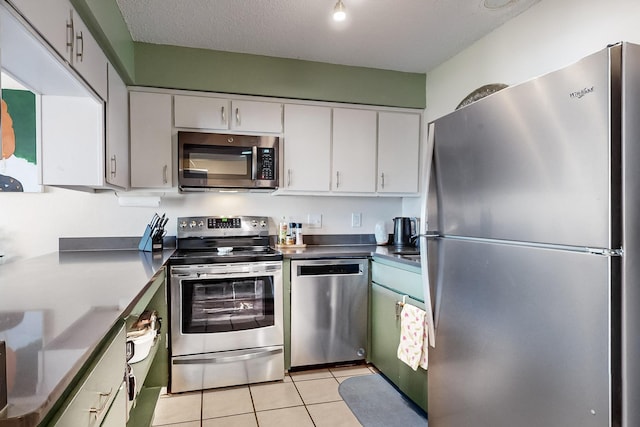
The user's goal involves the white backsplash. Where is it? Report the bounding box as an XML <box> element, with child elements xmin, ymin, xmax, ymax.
<box><xmin>0</xmin><ymin>187</ymin><xmax>410</xmax><ymax>260</ymax></box>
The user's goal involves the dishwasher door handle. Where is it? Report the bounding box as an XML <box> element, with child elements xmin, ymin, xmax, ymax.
<box><xmin>296</xmin><ymin>263</ymin><xmax>363</xmax><ymax>276</ymax></box>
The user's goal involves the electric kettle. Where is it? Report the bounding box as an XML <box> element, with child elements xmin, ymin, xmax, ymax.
<box><xmin>393</xmin><ymin>217</ymin><xmax>417</xmax><ymax>247</ymax></box>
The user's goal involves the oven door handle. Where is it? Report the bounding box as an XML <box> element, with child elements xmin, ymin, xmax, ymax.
<box><xmin>171</xmin><ymin>271</ymin><xmax>248</xmax><ymax>279</ymax></box>
<box><xmin>173</xmin><ymin>346</ymin><xmax>283</xmax><ymax>365</ymax></box>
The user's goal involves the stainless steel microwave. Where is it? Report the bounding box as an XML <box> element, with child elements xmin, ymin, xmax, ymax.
<box><xmin>178</xmin><ymin>132</ymin><xmax>279</xmax><ymax>191</ymax></box>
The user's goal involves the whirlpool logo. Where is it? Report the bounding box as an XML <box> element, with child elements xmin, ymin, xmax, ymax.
<box><xmin>569</xmin><ymin>86</ymin><xmax>595</xmax><ymax>99</ymax></box>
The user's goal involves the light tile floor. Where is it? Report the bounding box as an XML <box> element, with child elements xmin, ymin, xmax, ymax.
<box><xmin>152</xmin><ymin>365</ymin><xmax>377</xmax><ymax>427</ymax></box>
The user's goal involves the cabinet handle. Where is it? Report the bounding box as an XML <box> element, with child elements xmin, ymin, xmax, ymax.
<box><xmin>395</xmin><ymin>301</ymin><xmax>403</xmax><ymax>319</ymax></box>
<box><xmin>221</xmin><ymin>106</ymin><xmax>226</xmax><ymax>124</ymax></box>
<box><xmin>336</xmin><ymin>171</ymin><xmax>341</xmax><ymax>189</ymax></box>
<box><xmin>66</xmin><ymin>12</ymin><xmax>74</xmax><ymax>55</ymax></box>
<box><xmin>89</xmin><ymin>388</ymin><xmax>113</xmax><ymax>420</ymax></box>
<box><xmin>381</xmin><ymin>172</ymin><xmax>385</xmax><ymax>189</ymax></box>
<box><xmin>287</xmin><ymin>169</ymin><xmax>291</xmax><ymax>187</ymax></box>
<box><xmin>235</xmin><ymin>108</ymin><xmax>240</xmax><ymax>126</ymax></box>
<box><xmin>110</xmin><ymin>155</ymin><xmax>117</xmax><ymax>177</ymax></box>
<box><xmin>163</xmin><ymin>165</ymin><xmax>168</xmax><ymax>184</ymax></box>
<box><xmin>75</xmin><ymin>30</ymin><xmax>84</xmax><ymax>61</ymax></box>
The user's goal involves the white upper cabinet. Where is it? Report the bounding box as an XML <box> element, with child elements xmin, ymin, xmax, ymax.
<box><xmin>377</xmin><ymin>112</ymin><xmax>420</xmax><ymax>194</ymax></box>
<box><xmin>9</xmin><ymin>0</ymin><xmax>70</xmax><ymax>59</ymax></box>
<box><xmin>70</xmin><ymin>10</ymin><xmax>108</xmax><ymax>99</ymax></box>
<box><xmin>106</xmin><ymin>63</ymin><xmax>129</xmax><ymax>189</ymax></box>
<box><xmin>331</xmin><ymin>108</ymin><xmax>377</xmax><ymax>193</ymax></box>
<box><xmin>174</xmin><ymin>95</ymin><xmax>229</xmax><ymax>129</ymax></box>
<box><xmin>230</xmin><ymin>100</ymin><xmax>282</xmax><ymax>133</ymax></box>
<box><xmin>130</xmin><ymin>91</ymin><xmax>173</xmax><ymax>188</ymax></box>
<box><xmin>282</xmin><ymin>104</ymin><xmax>331</xmax><ymax>191</ymax></box>
<box><xmin>174</xmin><ymin>94</ymin><xmax>282</xmax><ymax>133</ymax></box>
<box><xmin>9</xmin><ymin>0</ymin><xmax>108</xmax><ymax>100</ymax></box>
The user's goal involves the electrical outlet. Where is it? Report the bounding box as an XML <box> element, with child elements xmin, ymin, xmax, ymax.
<box><xmin>351</xmin><ymin>212</ymin><xmax>362</xmax><ymax>227</ymax></box>
<box><xmin>308</xmin><ymin>213</ymin><xmax>322</xmax><ymax>228</ymax></box>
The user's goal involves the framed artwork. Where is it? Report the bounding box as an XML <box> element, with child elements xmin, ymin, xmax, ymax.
<box><xmin>1</xmin><ymin>86</ymin><xmax>39</xmax><ymax>192</ymax></box>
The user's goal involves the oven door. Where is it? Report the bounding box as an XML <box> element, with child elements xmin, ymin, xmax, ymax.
<box><xmin>170</xmin><ymin>262</ymin><xmax>283</xmax><ymax>356</ymax></box>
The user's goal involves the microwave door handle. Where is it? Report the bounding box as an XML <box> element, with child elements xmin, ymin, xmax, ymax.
<box><xmin>251</xmin><ymin>146</ymin><xmax>258</xmax><ymax>180</ymax></box>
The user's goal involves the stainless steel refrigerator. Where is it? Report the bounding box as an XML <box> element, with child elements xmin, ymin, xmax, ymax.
<box><xmin>420</xmin><ymin>42</ymin><xmax>640</xmax><ymax>427</ymax></box>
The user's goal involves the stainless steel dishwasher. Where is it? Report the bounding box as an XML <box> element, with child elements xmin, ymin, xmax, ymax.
<box><xmin>290</xmin><ymin>258</ymin><xmax>369</xmax><ymax>367</ymax></box>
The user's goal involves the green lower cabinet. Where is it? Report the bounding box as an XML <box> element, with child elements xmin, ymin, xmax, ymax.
<box><xmin>370</xmin><ymin>282</ymin><xmax>428</xmax><ymax>412</ymax></box>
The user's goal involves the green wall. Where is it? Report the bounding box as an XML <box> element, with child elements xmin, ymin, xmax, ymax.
<box><xmin>134</xmin><ymin>43</ymin><xmax>425</xmax><ymax>108</ymax></box>
<box><xmin>70</xmin><ymin>1</ymin><xmax>425</xmax><ymax>108</ymax></box>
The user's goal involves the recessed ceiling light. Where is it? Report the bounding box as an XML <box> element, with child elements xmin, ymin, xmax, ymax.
<box><xmin>484</xmin><ymin>0</ymin><xmax>517</xmax><ymax>9</ymax></box>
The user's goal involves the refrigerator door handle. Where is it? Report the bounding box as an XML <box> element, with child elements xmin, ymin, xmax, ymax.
<box><xmin>417</xmin><ymin>232</ymin><xmax>440</xmax><ymax>239</ymax></box>
<box><xmin>420</xmin><ymin>122</ymin><xmax>437</xmax><ymax>347</ymax></box>
<box><xmin>586</xmin><ymin>247</ymin><xmax>623</xmax><ymax>256</ymax></box>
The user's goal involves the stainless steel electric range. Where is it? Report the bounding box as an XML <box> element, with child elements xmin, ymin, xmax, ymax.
<box><xmin>168</xmin><ymin>216</ymin><xmax>284</xmax><ymax>393</ymax></box>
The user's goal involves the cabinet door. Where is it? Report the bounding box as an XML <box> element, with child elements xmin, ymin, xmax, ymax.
<box><xmin>130</xmin><ymin>92</ymin><xmax>173</xmax><ymax>188</ymax></box>
<box><xmin>106</xmin><ymin>63</ymin><xmax>129</xmax><ymax>189</ymax></box>
<box><xmin>370</xmin><ymin>282</ymin><xmax>428</xmax><ymax>412</ymax></box>
<box><xmin>9</xmin><ymin>0</ymin><xmax>108</xmax><ymax>100</ymax></box>
<box><xmin>230</xmin><ymin>100</ymin><xmax>282</xmax><ymax>133</ymax></box>
<box><xmin>370</xmin><ymin>283</ymin><xmax>402</xmax><ymax>384</ymax></box>
<box><xmin>377</xmin><ymin>112</ymin><xmax>420</xmax><ymax>193</ymax></box>
<box><xmin>41</xmin><ymin>95</ymin><xmax>105</xmax><ymax>186</ymax></box>
<box><xmin>71</xmin><ymin>10</ymin><xmax>108</xmax><ymax>100</ymax></box>
<box><xmin>282</xmin><ymin>104</ymin><xmax>331</xmax><ymax>191</ymax></box>
<box><xmin>10</xmin><ymin>0</ymin><xmax>72</xmax><ymax>60</ymax></box>
<box><xmin>332</xmin><ymin>108</ymin><xmax>377</xmax><ymax>192</ymax></box>
<box><xmin>174</xmin><ymin>95</ymin><xmax>230</xmax><ymax>129</ymax></box>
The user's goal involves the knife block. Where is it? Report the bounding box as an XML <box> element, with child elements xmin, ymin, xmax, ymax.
<box><xmin>138</xmin><ymin>225</ymin><xmax>163</xmax><ymax>252</ymax></box>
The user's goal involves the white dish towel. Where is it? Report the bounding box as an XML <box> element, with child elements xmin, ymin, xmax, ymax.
<box><xmin>397</xmin><ymin>303</ymin><xmax>429</xmax><ymax>371</ymax></box>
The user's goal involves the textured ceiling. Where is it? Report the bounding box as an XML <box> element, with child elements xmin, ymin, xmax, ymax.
<box><xmin>115</xmin><ymin>0</ymin><xmax>540</xmax><ymax>74</ymax></box>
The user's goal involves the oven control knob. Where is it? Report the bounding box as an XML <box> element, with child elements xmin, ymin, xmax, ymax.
<box><xmin>198</xmin><ymin>220</ymin><xmax>205</xmax><ymax>227</ymax></box>
<box><xmin>189</xmin><ymin>220</ymin><xmax>197</xmax><ymax>228</ymax></box>
<box><xmin>179</xmin><ymin>221</ymin><xmax>187</xmax><ymax>229</ymax></box>
<box><xmin>260</xmin><ymin>220</ymin><xmax>267</xmax><ymax>228</ymax></box>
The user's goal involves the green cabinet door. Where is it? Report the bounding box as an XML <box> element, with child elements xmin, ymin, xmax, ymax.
<box><xmin>370</xmin><ymin>283</ymin><xmax>401</xmax><ymax>383</ymax></box>
<box><xmin>370</xmin><ymin>282</ymin><xmax>428</xmax><ymax>412</ymax></box>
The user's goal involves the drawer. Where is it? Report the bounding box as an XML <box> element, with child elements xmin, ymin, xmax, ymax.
<box><xmin>371</xmin><ymin>261</ymin><xmax>423</xmax><ymax>301</ymax></box>
<box><xmin>54</xmin><ymin>323</ymin><xmax>126</xmax><ymax>426</ymax></box>
<box><xmin>171</xmin><ymin>346</ymin><xmax>284</xmax><ymax>393</ymax></box>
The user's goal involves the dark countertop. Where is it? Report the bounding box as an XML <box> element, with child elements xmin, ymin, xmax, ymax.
<box><xmin>0</xmin><ymin>249</ymin><xmax>173</xmax><ymax>427</ymax></box>
<box><xmin>0</xmin><ymin>242</ymin><xmax>418</xmax><ymax>426</ymax></box>
<box><xmin>278</xmin><ymin>244</ymin><xmax>421</xmax><ymax>269</ymax></box>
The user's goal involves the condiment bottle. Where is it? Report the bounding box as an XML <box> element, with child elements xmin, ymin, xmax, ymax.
<box><xmin>286</xmin><ymin>222</ymin><xmax>296</xmax><ymax>245</ymax></box>
<box><xmin>279</xmin><ymin>217</ymin><xmax>288</xmax><ymax>245</ymax></box>
<box><xmin>295</xmin><ymin>223</ymin><xmax>303</xmax><ymax>245</ymax></box>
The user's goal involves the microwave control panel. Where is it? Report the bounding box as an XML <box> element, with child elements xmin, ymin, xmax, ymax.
<box><xmin>258</xmin><ymin>149</ymin><xmax>275</xmax><ymax>180</ymax></box>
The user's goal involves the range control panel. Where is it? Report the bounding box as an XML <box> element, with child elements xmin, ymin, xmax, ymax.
<box><xmin>208</xmin><ymin>217</ymin><xmax>242</xmax><ymax>229</ymax></box>
<box><xmin>177</xmin><ymin>215</ymin><xmax>269</xmax><ymax>238</ymax></box>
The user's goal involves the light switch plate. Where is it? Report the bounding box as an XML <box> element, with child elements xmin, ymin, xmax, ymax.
<box><xmin>307</xmin><ymin>213</ymin><xmax>322</xmax><ymax>228</ymax></box>
<box><xmin>351</xmin><ymin>213</ymin><xmax>362</xmax><ymax>227</ymax></box>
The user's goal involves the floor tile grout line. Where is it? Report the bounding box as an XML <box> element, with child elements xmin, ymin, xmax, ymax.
<box><xmin>290</xmin><ymin>373</ymin><xmax>318</xmax><ymax>427</ymax></box>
